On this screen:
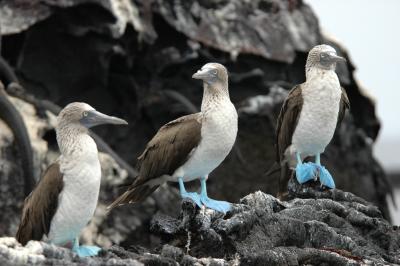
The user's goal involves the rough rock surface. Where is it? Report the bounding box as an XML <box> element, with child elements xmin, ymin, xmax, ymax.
<box><xmin>1</xmin><ymin>185</ymin><xmax>399</xmax><ymax>265</ymax></box>
<box><xmin>150</xmin><ymin>184</ymin><xmax>400</xmax><ymax>265</ymax></box>
<box><xmin>0</xmin><ymin>0</ymin><xmax>394</xmax><ymax>263</ymax></box>
<box><xmin>154</xmin><ymin>0</ymin><xmax>319</xmax><ymax>62</ymax></box>
<box><xmin>0</xmin><ymin>95</ymin><xmax>51</xmax><ymax>237</ymax></box>
<box><xmin>0</xmin><ymin>0</ymin><xmax>147</xmax><ymax>39</ymax></box>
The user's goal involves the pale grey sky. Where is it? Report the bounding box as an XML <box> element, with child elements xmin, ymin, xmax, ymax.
<box><xmin>307</xmin><ymin>0</ymin><xmax>400</xmax><ymax>172</ymax></box>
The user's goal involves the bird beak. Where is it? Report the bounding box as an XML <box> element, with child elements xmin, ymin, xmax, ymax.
<box><xmin>192</xmin><ymin>68</ymin><xmax>209</xmax><ymax>80</ymax></box>
<box><xmin>330</xmin><ymin>54</ymin><xmax>346</xmax><ymax>63</ymax></box>
<box><xmin>80</xmin><ymin>110</ymin><xmax>128</xmax><ymax>128</ymax></box>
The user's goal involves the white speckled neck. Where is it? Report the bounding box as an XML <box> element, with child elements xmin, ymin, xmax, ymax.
<box><xmin>201</xmin><ymin>81</ymin><xmax>230</xmax><ymax>112</ymax></box>
<box><xmin>56</xmin><ymin>122</ymin><xmax>90</xmax><ymax>156</ymax></box>
<box><xmin>306</xmin><ymin>66</ymin><xmax>336</xmax><ymax>81</ymax></box>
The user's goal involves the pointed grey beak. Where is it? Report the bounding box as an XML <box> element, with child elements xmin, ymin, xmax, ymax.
<box><xmin>192</xmin><ymin>68</ymin><xmax>209</xmax><ymax>80</ymax></box>
<box><xmin>331</xmin><ymin>54</ymin><xmax>346</xmax><ymax>62</ymax></box>
<box><xmin>80</xmin><ymin>110</ymin><xmax>128</xmax><ymax>128</ymax></box>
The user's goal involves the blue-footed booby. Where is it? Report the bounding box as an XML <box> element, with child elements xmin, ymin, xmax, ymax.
<box><xmin>109</xmin><ymin>63</ymin><xmax>238</xmax><ymax>213</ymax></box>
<box><xmin>276</xmin><ymin>44</ymin><xmax>350</xmax><ymax>196</ymax></box>
<box><xmin>16</xmin><ymin>102</ymin><xmax>127</xmax><ymax>257</ymax></box>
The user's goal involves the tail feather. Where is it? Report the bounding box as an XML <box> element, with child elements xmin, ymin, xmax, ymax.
<box><xmin>265</xmin><ymin>162</ymin><xmax>281</xmax><ymax>177</ymax></box>
<box><xmin>108</xmin><ymin>184</ymin><xmax>159</xmax><ymax>210</ymax></box>
<box><xmin>16</xmin><ymin>222</ymin><xmax>31</xmax><ymax>246</ymax></box>
<box><xmin>277</xmin><ymin>163</ymin><xmax>293</xmax><ymax>199</ymax></box>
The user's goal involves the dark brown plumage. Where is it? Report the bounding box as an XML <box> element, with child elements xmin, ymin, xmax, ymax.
<box><xmin>108</xmin><ymin>113</ymin><xmax>202</xmax><ymax>209</ymax></box>
<box><xmin>276</xmin><ymin>85</ymin><xmax>303</xmax><ymax>164</ymax></box>
<box><xmin>275</xmin><ymin>85</ymin><xmax>350</xmax><ymax>197</ymax></box>
<box><xmin>16</xmin><ymin>163</ymin><xmax>63</xmax><ymax>245</ymax></box>
<box><xmin>338</xmin><ymin>87</ymin><xmax>350</xmax><ymax>126</ymax></box>
<box><xmin>275</xmin><ymin>85</ymin><xmax>303</xmax><ymax>196</ymax></box>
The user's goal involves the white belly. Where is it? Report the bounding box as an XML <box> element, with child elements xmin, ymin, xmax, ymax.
<box><xmin>173</xmin><ymin>101</ymin><xmax>238</xmax><ymax>181</ymax></box>
<box><xmin>291</xmin><ymin>72</ymin><xmax>341</xmax><ymax>157</ymax></box>
<box><xmin>48</xmin><ymin>155</ymin><xmax>101</xmax><ymax>245</ymax></box>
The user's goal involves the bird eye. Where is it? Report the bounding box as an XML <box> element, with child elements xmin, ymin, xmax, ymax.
<box><xmin>82</xmin><ymin>111</ymin><xmax>89</xmax><ymax>117</ymax></box>
<box><xmin>212</xmin><ymin>70</ymin><xmax>217</xmax><ymax>75</ymax></box>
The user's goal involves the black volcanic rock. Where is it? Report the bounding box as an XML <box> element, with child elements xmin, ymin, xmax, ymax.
<box><xmin>153</xmin><ymin>0</ymin><xmax>319</xmax><ymax>63</ymax></box>
<box><xmin>151</xmin><ymin>186</ymin><xmax>400</xmax><ymax>265</ymax></box>
<box><xmin>0</xmin><ymin>187</ymin><xmax>398</xmax><ymax>265</ymax></box>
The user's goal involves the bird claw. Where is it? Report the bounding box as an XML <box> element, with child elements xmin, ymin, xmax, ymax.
<box><xmin>181</xmin><ymin>191</ymin><xmax>202</xmax><ymax>208</ymax></box>
<box><xmin>318</xmin><ymin>166</ymin><xmax>335</xmax><ymax>189</ymax></box>
<box><xmin>73</xmin><ymin>245</ymin><xmax>101</xmax><ymax>257</ymax></box>
<box><xmin>200</xmin><ymin>195</ymin><xmax>231</xmax><ymax>213</ymax></box>
<box><xmin>295</xmin><ymin>162</ymin><xmax>318</xmax><ymax>184</ymax></box>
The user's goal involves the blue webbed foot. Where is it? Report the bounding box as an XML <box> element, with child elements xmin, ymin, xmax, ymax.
<box><xmin>181</xmin><ymin>191</ymin><xmax>202</xmax><ymax>208</ymax></box>
<box><xmin>295</xmin><ymin>162</ymin><xmax>318</xmax><ymax>184</ymax></box>
<box><xmin>318</xmin><ymin>166</ymin><xmax>335</xmax><ymax>189</ymax></box>
<box><xmin>73</xmin><ymin>245</ymin><xmax>101</xmax><ymax>257</ymax></box>
<box><xmin>199</xmin><ymin>177</ymin><xmax>231</xmax><ymax>213</ymax></box>
<box><xmin>200</xmin><ymin>194</ymin><xmax>231</xmax><ymax>213</ymax></box>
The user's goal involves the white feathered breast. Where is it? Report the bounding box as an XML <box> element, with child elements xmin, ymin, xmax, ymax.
<box><xmin>291</xmin><ymin>69</ymin><xmax>342</xmax><ymax>158</ymax></box>
<box><xmin>48</xmin><ymin>135</ymin><xmax>101</xmax><ymax>245</ymax></box>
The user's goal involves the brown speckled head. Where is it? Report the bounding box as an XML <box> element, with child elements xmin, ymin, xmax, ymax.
<box><xmin>305</xmin><ymin>44</ymin><xmax>346</xmax><ymax>72</ymax></box>
<box><xmin>192</xmin><ymin>62</ymin><xmax>228</xmax><ymax>85</ymax></box>
<box><xmin>56</xmin><ymin>102</ymin><xmax>127</xmax><ymax>154</ymax></box>
<box><xmin>57</xmin><ymin>102</ymin><xmax>127</xmax><ymax>130</ymax></box>
<box><xmin>57</xmin><ymin>102</ymin><xmax>94</xmax><ymax>128</ymax></box>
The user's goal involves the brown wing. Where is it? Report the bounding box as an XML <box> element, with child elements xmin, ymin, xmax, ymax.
<box><xmin>337</xmin><ymin>87</ymin><xmax>350</xmax><ymax>126</ymax></box>
<box><xmin>16</xmin><ymin>163</ymin><xmax>63</xmax><ymax>245</ymax></box>
<box><xmin>275</xmin><ymin>85</ymin><xmax>303</xmax><ymax>197</ymax></box>
<box><xmin>276</xmin><ymin>85</ymin><xmax>303</xmax><ymax>163</ymax></box>
<box><xmin>108</xmin><ymin>113</ymin><xmax>202</xmax><ymax>208</ymax></box>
